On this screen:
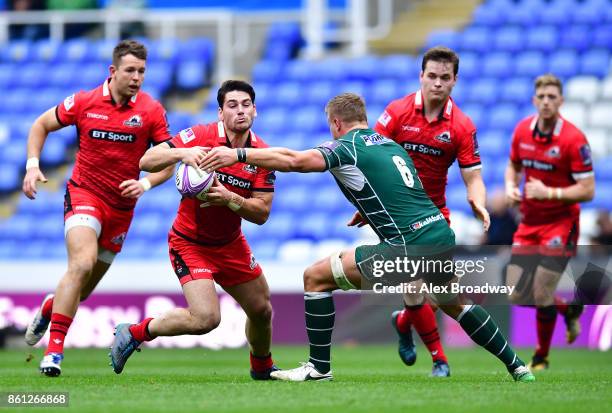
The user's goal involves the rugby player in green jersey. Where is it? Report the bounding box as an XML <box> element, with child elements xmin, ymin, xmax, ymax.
<box><xmin>202</xmin><ymin>93</ymin><xmax>534</xmax><ymax>383</ymax></box>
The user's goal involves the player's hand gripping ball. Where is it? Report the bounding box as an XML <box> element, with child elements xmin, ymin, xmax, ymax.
<box><xmin>175</xmin><ymin>162</ymin><xmax>215</xmax><ymax>201</ymax></box>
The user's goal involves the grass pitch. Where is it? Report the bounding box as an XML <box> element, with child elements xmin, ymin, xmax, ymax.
<box><xmin>0</xmin><ymin>345</ymin><xmax>610</xmax><ymax>413</ymax></box>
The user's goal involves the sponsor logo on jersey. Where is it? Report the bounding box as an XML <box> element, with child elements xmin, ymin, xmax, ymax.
<box><xmin>111</xmin><ymin>232</ymin><xmax>127</xmax><ymax>245</ymax></box>
<box><xmin>579</xmin><ymin>144</ymin><xmax>592</xmax><ymax>166</ymax></box>
<box><xmin>87</xmin><ymin>112</ymin><xmax>109</xmax><ymax>120</ymax></box>
<box><xmin>519</xmin><ymin>143</ymin><xmax>536</xmax><ymax>151</ymax></box>
<box><xmin>63</xmin><ymin>94</ymin><xmax>75</xmax><ymax>111</ymax></box>
<box><xmin>123</xmin><ymin>114</ymin><xmax>143</xmax><ymax>128</ymax></box>
<box><xmin>402</xmin><ymin>142</ymin><xmax>444</xmax><ymax>157</ymax></box>
<box><xmin>216</xmin><ymin>172</ymin><xmax>252</xmax><ymax>190</ymax></box>
<box><xmin>179</xmin><ymin>128</ymin><xmax>195</xmax><ymax>144</ymax></box>
<box><xmin>362</xmin><ymin>133</ymin><xmax>391</xmax><ymax>146</ymax></box>
<box><xmin>546</xmin><ymin>146</ymin><xmax>561</xmax><ymax>158</ymax></box>
<box><xmin>377</xmin><ymin>111</ymin><xmax>392</xmax><ymax>127</ymax></box>
<box><xmin>75</xmin><ymin>205</ymin><xmax>96</xmax><ymax>211</ymax></box>
<box><xmin>193</xmin><ymin>268</ymin><xmax>213</xmax><ymax>274</ymax></box>
<box><xmin>472</xmin><ymin>131</ymin><xmax>480</xmax><ymax>157</ymax></box>
<box><xmin>249</xmin><ymin>254</ymin><xmax>257</xmax><ymax>270</ymax></box>
<box><xmin>89</xmin><ymin>129</ymin><xmax>136</xmax><ymax>143</ymax></box>
<box><xmin>243</xmin><ymin>164</ymin><xmax>258</xmax><ymax>174</ymax></box>
<box><xmin>402</xmin><ymin>125</ymin><xmax>420</xmax><ymax>132</ymax></box>
<box><xmin>409</xmin><ymin>213</ymin><xmax>445</xmax><ymax>232</ymax></box>
<box><xmin>547</xmin><ymin>236</ymin><xmax>563</xmax><ymax>247</ymax></box>
<box><xmin>521</xmin><ymin>158</ymin><xmax>555</xmax><ymax>171</ymax></box>
<box><xmin>434</xmin><ymin>131</ymin><xmax>452</xmax><ymax>144</ymax></box>
<box><xmin>265</xmin><ymin>171</ymin><xmax>276</xmax><ymax>186</ymax></box>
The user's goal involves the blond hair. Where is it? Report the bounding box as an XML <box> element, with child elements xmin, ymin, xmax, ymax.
<box><xmin>535</xmin><ymin>74</ymin><xmax>563</xmax><ymax>95</ymax></box>
<box><xmin>325</xmin><ymin>93</ymin><xmax>368</xmax><ymax>124</ymax></box>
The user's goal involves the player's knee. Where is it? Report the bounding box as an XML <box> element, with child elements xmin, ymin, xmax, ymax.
<box><xmin>248</xmin><ymin>301</ymin><xmax>273</xmax><ymax>324</ymax></box>
<box><xmin>303</xmin><ymin>265</ymin><xmax>318</xmax><ymax>291</ymax></box>
<box><xmin>191</xmin><ymin>311</ymin><xmax>221</xmax><ymax>335</ymax></box>
<box><xmin>67</xmin><ymin>257</ymin><xmax>96</xmax><ymax>279</ymax></box>
<box><xmin>533</xmin><ymin>289</ymin><xmax>554</xmax><ymax>306</ymax></box>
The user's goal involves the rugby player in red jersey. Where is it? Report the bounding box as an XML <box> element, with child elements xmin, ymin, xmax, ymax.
<box><xmin>110</xmin><ymin>80</ymin><xmax>279</xmax><ymax>380</ymax></box>
<box><xmin>22</xmin><ymin>40</ymin><xmax>174</xmax><ymax>377</ymax></box>
<box><xmin>373</xmin><ymin>46</ymin><xmax>490</xmax><ymax>377</ymax></box>
<box><xmin>505</xmin><ymin>74</ymin><xmax>594</xmax><ymax>370</ymax></box>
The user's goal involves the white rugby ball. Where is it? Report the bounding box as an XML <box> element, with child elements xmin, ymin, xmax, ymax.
<box><xmin>175</xmin><ymin>163</ymin><xmax>215</xmax><ymax>200</ymax></box>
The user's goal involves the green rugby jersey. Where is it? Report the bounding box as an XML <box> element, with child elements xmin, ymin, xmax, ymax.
<box><xmin>316</xmin><ymin>128</ymin><xmax>454</xmax><ymax>246</ymax></box>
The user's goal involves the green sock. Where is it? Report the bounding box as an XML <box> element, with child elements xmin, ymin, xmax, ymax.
<box><xmin>304</xmin><ymin>292</ymin><xmax>335</xmax><ymax>374</ymax></box>
<box><xmin>458</xmin><ymin>305</ymin><xmax>524</xmax><ymax>372</ymax></box>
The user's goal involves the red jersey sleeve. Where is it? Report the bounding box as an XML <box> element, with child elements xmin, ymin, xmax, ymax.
<box><xmin>456</xmin><ymin>120</ymin><xmax>481</xmax><ymax>169</ymax></box>
<box><xmin>168</xmin><ymin>126</ymin><xmax>201</xmax><ymax>149</ymax></box>
<box><xmin>509</xmin><ymin>126</ymin><xmax>521</xmax><ymax>164</ymax></box>
<box><xmin>374</xmin><ymin>102</ymin><xmax>399</xmax><ymax>138</ymax></box>
<box><xmin>568</xmin><ymin>131</ymin><xmax>594</xmax><ymax>179</ymax></box>
<box><xmin>55</xmin><ymin>92</ymin><xmax>82</xmax><ymax>126</ymax></box>
<box><xmin>252</xmin><ymin>167</ymin><xmax>276</xmax><ymax>192</ymax></box>
<box><xmin>149</xmin><ymin>102</ymin><xmax>171</xmax><ymax>144</ymax></box>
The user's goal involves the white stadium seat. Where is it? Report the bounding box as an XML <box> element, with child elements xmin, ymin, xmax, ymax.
<box><xmin>583</xmin><ymin>128</ymin><xmax>608</xmax><ymax>158</ymax></box>
<box><xmin>566</xmin><ymin>76</ymin><xmax>600</xmax><ymax>103</ymax></box>
<box><xmin>587</xmin><ymin>103</ymin><xmax>612</xmax><ymax>128</ymax></box>
<box><xmin>600</xmin><ymin>77</ymin><xmax>612</xmax><ymax>100</ymax></box>
<box><xmin>561</xmin><ymin>101</ymin><xmax>588</xmax><ymax>129</ymax></box>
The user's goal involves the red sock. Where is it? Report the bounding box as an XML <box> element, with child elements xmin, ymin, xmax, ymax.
<box><xmin>41</xmin><ymin>296</ymin><xmax>54</xmax><ymax>320</ymax></box>
<box><xmin>129</xmin><ymin>318</ymin><xmax>153</xmax><ymax>342</ymax></box>
<box><xmin>396</xmin><ymin>308</ymin><xmax>413</xmax><ymax>334</ymax></box>
<box><xmin>535</xmin><ymin>306</ymin><xmax>557</xmax><ymax>358</ymax></box>
<box><xmin>408</xmin><ymin>304</ymin><xmax>447</xmax><ymax>363</ymax></box>
<box><xmin>250</xmin><ymin>352</ymin><xmax>273</xmax><ymax>372</ymax></box>
<box><xmin>554</xmin><ymin>296</ymin><xmax>569</xmax><ymax>315</ymax></box>
<box><xmin>46</xmin><ymin>313</ymin><xmax>73</xmax><ymax>355</ymax></box>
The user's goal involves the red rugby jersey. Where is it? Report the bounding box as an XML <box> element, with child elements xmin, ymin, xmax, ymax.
<box><xmin>167</xmin><ymin>121</ymin><xmax>275</xmax><ymax>245</ymax></box>
<box><xmin>56</xmin><ymin>79</ymin><xmax>170</xmax><ymax>209</ymax></box>
<box><xmin>510</xmin><ymin>115</ymin><xmax>593</xmax><ymax>225</ymax></box>
<box><xmin>375</xmin><ymin>90</ymin><xmax>481</xmax><ymax>217</ymax></box>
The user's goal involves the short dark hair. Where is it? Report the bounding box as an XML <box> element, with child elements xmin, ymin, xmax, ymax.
<box><xmin>217</xmin><ymin>80</ymin><xmax>256</xmax><ymax>107</ymax></box>
<box><xmin>535</xmin><ymin>73</ymin><xmax>563</xmax><ymax>95</ymax></box>
<box><xmin>421</xmin><ymin>46</ymin><xmax>459</xmax><ymax>76</ymax></box>
<box><xmin>325</xmin><ymin>93</ymin><xmax>368</xmax><ymax>124</ymax></box>
<box><xmin>112</xmin><ymin>40</ymin><xmax>147</xmax><ymax>67</ymax></box>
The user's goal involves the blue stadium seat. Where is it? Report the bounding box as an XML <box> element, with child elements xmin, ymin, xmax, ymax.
<box><xmin>176</xmin><ymin>60</ymin><xmax>208</xmax><ymax>90</ymax></box>
<box><xmin>293</xmin><ymin>108</ymin><xmax>324</xmax><ymax>133</ymax></box>
<box><xmin>493</xmin><ymin>26</ymin><xmax>523</xmax><ymax>53</ymax></box>
<box><xmin>147</xmin><ymin>38</ymin><xmax>180</xmax><ymax>63</ymax></box>
<box><xmin>3</xmin><ymin>40</ymin><xmax>33</xmax><ymax>63</ymax></box>
<box><xmin>451</xmin><ymin>81</ymin><xmax>467</xmax><ymax>105</ymax></box>
<box><xmin>312</xmin><ymin>186</ymin><xmax>346</xmax><ymax>213</ymax></box>
<box><xmin>500</xmin><ymin>77</ymin><xmax>532</xmax><ymax>104</ymax></box>
<box><xmin>572</xmin><ymin>2</ymin><xmax>604</xmax><ymax>26</ymax></box>
<box><xmin>488</xmin><ymin>104</ymin><xmax>519</xmax><ymax>132</ymax></box>
<box><xmin>78</xmin><ymin>63</ymin><xmax>108</xmax><ymax>90</ymax></box>
<box><xmin>5</xmin><ymin>89</ymin><xmax>30</xmax><ymax>114</ymax></box>
<box><xmin>32</xmin><ymin>39</ymin><xmax>62</xmax><ymax>62</ymax></box>
<box><xmin>305</xmin><ymin>81</ymin><xmax>336</xmax><ymax>107</ymax></box>
<box><xmin>295</xmin><ymin>212</ymin><xmax>330</xmax><ymax>240</ymax></box>
<box><xmin>256</xmin><ymin>108</ymin><xmax>287</xmax><ymax>135</ymax></box>
<box><xmin>0</xmin><ymin>215</ymin><xmax>34</xmax><ymax>240</ymax></box>
<box><xmin>425</xmin><ymin>30</ymin><xmax>459</xmax><ymax>50</ymax></box>
<box><xmin>482</xmin><ymin>52</ymin><xmax>513</xmax><ymax>78</ymax></box>
<box><xmin>0</xmin><ymin>64</ymin><xmax>14</xmax><ymax>88</ymax></box>
<box><xmin>538</xmin><ymin>2</ymin><xmax>571</xmax><ymax>26</ymax></box>
<box><xmin>93</xmin><ymin>39</ymin><xmax>116</xmax><ymax>62</ymax></box>
<box><xmin>16</xmin><ymin>63</ymin><xmax>48</xmax><ymax>88</ymax></box>
<box><xmin>477</xmin><ymin>130</ymin><xmax>508</xmax><ymax>159</ymax></box>
<box><xmin>379</xmin><ymin>55</ymin><xmax>416</xmax><ymax>80</ymax></box>
<box><xmin>0</xmin><ymin>164</ymin><xmax>19</xmax><ymax>193</ymax></box>
<box><xmin>259</xmin><ymin>212</ymin><xmax>295</xmax><ymax>242</ymax></box>
<box><xmin>526</xmin><ymin>26</ymin><xmax>558</xmax><ymax>52</ymax></box>
<box><xmin>504</xmin><ymin>3</ymin><xmax>539</xmax><ymax>26</ymax></box>
<box><xmin>60</xmin><ymin>38</ymin><xmax>96</xmax><ymax>63</ymax></box>
<box><xmin>514</xmin><ymin>51</ymin><xmax>546</xmax><ymax>77</ymax></box>
<box><xmin>467</xmin><ymin>78</ymin><xmax>499</xmax><ymax>105</ymax></box>
<box><xmin>370</xmin><ymin>80</ymin><xmax>401</xmax><ymax>105</ymax></box>
<box><xmin>276</xmin><ymin>82</ymin><xmax>302</xmax><ymax>105</ymax></box>
<box><xmin>549</xmin><ymin>50</ymin><xmax>579</xmax><ymax>78</ymax></box>
<box><xmin>252</xmin><ymin>60</ymin><xmax>283</xmax><ymax>84</ymax></box>
<box><xmin>40</xmin><ymin>139</ymin><xmax>66</xmax><ymax>166</ymax></box>
<box><xmin>32</xmin><ymin>215</ymin><xmax>65</xmax><ymax>241</ymax></box>
<box><xmin>285</xmin><ymin>60</ymin><xmax>314</xmax><ymax>82</ymax></box>
<box><xmin>340</xmin><ymin>81</ymin><xmax>368</xmax><ymax>101</ymax></box>
<box><xmin>593</xmin><ymin>24</ymin><xmax>612</xmax><ymax>48</ymax></box>
<box><xmin>470</xmin><ymin>4</ymin><xmax>506</xmax><ymax>27</ymax></box>
<box><xmin>48</xmin><ymin>62</ymin><xmax>78</xmax><ymax>88</ymax></box>
<box><xmin>459</xmin><ymin>27</ymin><xmax>491</xmax><ymax>53</ymax></box>
<box><xmin>461</xmin><ymin>103</ymin><xmax>485</xmax><ymax>130</ymax></box>
<box><xmin>31</xmin><ymin>89</ymin><xmax>61</xmax><ymax>113</ymax></box>
<box><xmin>458</xmin><ymin>52</ymin><xmax>479</xmax><ymax>80</ymax></box>
<box><xmin>266</xmin><ymin>22</ymin><xmax>302</xmax><ymax>45</ymax></box>
<box><xmin>250</xmin><ymin>239</ymin><xmax>280</xmax><ymax>261</ymax></box>
<box><xmin>580</xmin><ymin>49</ymin><xmax>611</xmax><ymax>78</ymax></box>
<box><xmin>167</xmin><ymin>111</ymin><xmax>195</xmax><ymax>136</ymax></box>
<box><xmin>346</xmin><ymin>56</ymin><xmax>380</xmax><ymax>81</ymax></box>
<box><xmin>130</xmin><ymin>213</ymin><xmax>167</xmax><ymax>241</ymax></box>
<box><xmin>178</xmin><ymin>38</ymin><xmax>214</xmax><ymax>67</ymax></box>
<box><xmin>145</xmin><ymin>61</ymin><xmax>174</xmax><ymax>92</ymax></box>
<box><xmin>561</xmin><ymin>25</ymin><xmax>591</xmax><ymax>52</ymax></box>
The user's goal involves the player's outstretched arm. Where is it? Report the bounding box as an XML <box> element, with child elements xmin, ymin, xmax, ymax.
<box><xmin>140</xmin><ymin>142</ymin><xmax>206</xmax><ymax>172</ymax></box>
<box><xmin>119</xmin><ymin>164</ymin><xmax>175</xmax><ymax>199</ymax></box>
<box><xmin>22</xmin><ymin>108</ymin><xmax>64</xmax><ymax>199</ymax></box>
<box><xmin>461</xmin><ymin>168</ymin><xmax>490</xmax><ymax>231</ymax></box>
<box><xmin>202</xmin><ymin>146</ymin><xmax>327</xmax><ymax>173</ymax></box>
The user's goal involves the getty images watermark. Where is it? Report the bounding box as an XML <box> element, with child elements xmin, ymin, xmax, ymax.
<box><xmin>369</xmin><ymin>256</ymin><xmax>519</xmax><ymax>295</ymax></box>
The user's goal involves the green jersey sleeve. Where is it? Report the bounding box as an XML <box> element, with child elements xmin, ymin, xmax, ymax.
<box><xmin>315</xmin><ymin>140</ymin><xmax>354</xmax><ymax>170</ymax></box>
